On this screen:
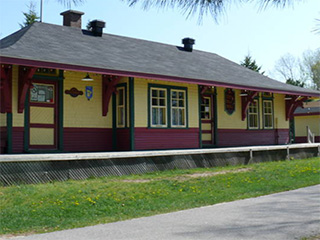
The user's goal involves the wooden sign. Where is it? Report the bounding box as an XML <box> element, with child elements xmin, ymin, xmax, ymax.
<box><xmin>65</xmin><ymin>87</ymin><xmax>83</xmax><ymax>98</ymax></box>
<box><xmin>225</xmin><ymin>88</ymin><xmax>235</xmax><ymax>115</ymax></box>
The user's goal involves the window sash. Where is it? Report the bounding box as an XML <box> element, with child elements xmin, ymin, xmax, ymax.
<box><xmin>171</xmin><ymin>89</ymin><xmax>186</xmax><ymax>127</ymax></box>
<box><xmin>263</xmin><ymin>100</ymin><xmax>273</xmax><ymax>129</ymax></box>
<box><xmin>116</xmin><ymin>87</ymin><xmax>126</xmax><ymax>128</ymax></box>
<box><xmin>150</xmin><ymin>88</ymin><xmax>167</xmax><ymax>127</ymax></box>
<box><xmin>201</xmin><ymin>97</ymin><xmax>211</xmax><ymax>120</ymax></box>
<box><xmin>248</xmin><ymin>100</ymin><xmax>259</xmax><ymax>129</ymax></box>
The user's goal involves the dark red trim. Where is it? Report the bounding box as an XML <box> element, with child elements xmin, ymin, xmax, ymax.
<box><xmin>18</xmin><ymin>67</ymin><xmax>37</xmax><ymax>113</ymax></box>
<box><xmin>201</xmin><ymin>120</ymin><xmax>212</xmax><ymax>124</ymax></box>
<box><xmin>294</xmin><ymin>112</ymin><xmax>320</xmax><ymax>117</ymax></box>
<box><xmin>135</xmin><ymin>127</ymin><xmax>199</xmax><ymax>150</ymax></box>
<box><xmin>116</xmin><ymin>128</ymin><xmax>130</xmax><ymax>151</ymax></box>
<box><xmin>218</xmin><ymin>128</ymin><xmax>290</xmax><ymax>146</ymax></box>
<box><xmin>64</xmin><ymin>127</ymin><xmax>113</xmax><ymax>152</ymax></box>
<box><xmin>0</xmin><ymin>65</ymin><xmax>12</xmax><ymax>113</ymax></box>
<box><xmin>285</xmin><ymin>96</ymin><xmax>308</xmax><ymax>120</ymax></box>
<box><xmin>1</xmin><ymin>57</ymin><xmax>319</xmax><ymax>97</ymax></box>
<box><xmin>202</xmin><ymin>130</ymin><xmax>212</xmax><ymax>134</ymax></box>
<box><xmin>241</xmin><ymin>91</ymin><xmax>258</xmax><ymax>121</ymax></box>
<box><xmin>202</xmin><ymin>141</ymin><xmax>212</xmax><ymax>145</ymax></box>
<box><xmin>29</xmin><ymin>123</ymin><xmax>55</xmax><ymax>128</ymax></box>
<box><xmin>295</xmin><ymin>136</ymin><xmax>320</xmax><ymax>143</ymax></box>
<box><xmin>0</xmin><ymin>127</ymin><xmax>7</xmax><ymax>153</ymax></box>
<box><xmin>102</xmin><ymin>75</ymin><xmax>120</xmax><ymax>116</ymax></box>
<box><xmin>12</xmin><ymin>127</ymin><xmax>24</xmax><ymax>153</ymax></box>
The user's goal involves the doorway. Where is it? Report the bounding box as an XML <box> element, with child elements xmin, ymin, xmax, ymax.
<box><xmin>28</xmin><ymin>80</ymin><xmax>58</xmax><ymax>150</ymax></box>
<box><xmin>201</xmin><ymin>95</ymin><xmax>214</xmax><ymax>147</ymax></box>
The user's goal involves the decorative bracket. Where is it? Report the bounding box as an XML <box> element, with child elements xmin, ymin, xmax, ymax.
<box><xmin>102</xmin><ymin>75</ymin><xmax>120</xmax><ymax>116</ymax></box>
<box><xmin>0</xmin><ymin>65</ymin><xmax>12</xmax><ymax>113</ymax></box>
<box><xmin>18</xmin><ymin>67</ymin><xmax>37</xmax><ymax>113</ymax></box>
<box><xmin>285</xmin><ymin>95</ymin><xmax>308</xmax><ymax>120</ymax></box>
<box><xmin>241</xmin><ymin>91</ymin><xmax>258</xmax><ymax>121</ymax></box>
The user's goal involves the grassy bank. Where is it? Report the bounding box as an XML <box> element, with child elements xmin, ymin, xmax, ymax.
<box><xmin>1</xmin><ymin>157</ymin><xmax>319</xmax><ymax>236</ymax></box>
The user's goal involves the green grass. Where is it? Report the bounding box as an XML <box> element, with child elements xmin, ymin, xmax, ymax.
<box><xmin>1</xmin><ymin>157</ymin><xmax>319</xmax><ymax>236</ymax></box>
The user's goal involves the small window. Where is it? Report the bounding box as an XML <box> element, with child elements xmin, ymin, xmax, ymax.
<box><xmin>263</xmin><ymin>100</ymin><xmax>273</xmax><ymax>129</ymax></box>
<box><xmin>30</xmin><ymin>84</ymin><xmax>54</xmax><ymax>103</ymax></box>
<box><xmin>201</xmin><ymin>97</ymin><xmax>211</xmax><ymax>119</ymax></box>
<box><xmin>150</xmin><ymin>88</ymin><xmax>167</xmax><ymax>127</ymax></box>
<box><xmin>116</xmin><ymin>87</ymin><xmax>126</xmax><ymax>128</ymax></box>
<box><xmin>171</xmin><ymin>90</ymin><xmax>186</xmax><ymax>127</ymax></box>
<box><xmin>248</xmin><ymin>99</ymin><xmax>259</xmax><ymax>129</ymax></box>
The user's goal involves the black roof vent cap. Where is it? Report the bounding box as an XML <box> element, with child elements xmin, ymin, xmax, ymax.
<box><xmin>90</xmin><ymin>20</ymin><xmax>106</xmax><ymax>37</ymax></box>
<box><xmin>182</xmin><ymin>38</ymin><xmax>195</xmax><ymax>52</ymax></box>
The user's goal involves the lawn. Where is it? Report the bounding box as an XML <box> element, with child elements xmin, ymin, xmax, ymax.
<box><xmin>0</xmin><ymin>157</ymin><xmax>319</xmax><ymax>236</ymax></box>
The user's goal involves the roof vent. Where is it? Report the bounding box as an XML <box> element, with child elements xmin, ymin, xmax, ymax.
<box><xmin>60</xmin><ymin>10</ymin><xmax>84</xmax><ymax>28</ymax></box>
<box><xmin>182</xmin><ymin>38</ymin><xmax>195</xmax><ymax>52</ymax></box>
<box><xmin>90</xmin><ymin>20</ymin><xmax>106</xmax><ymax>37</ymax></box>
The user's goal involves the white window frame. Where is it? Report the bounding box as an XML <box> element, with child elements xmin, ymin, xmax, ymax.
<box><xmin>263</xmin><ymin>100</ymin><xmax>273</xmax><ymax>129</ymax></box>
<box><xmin>248</xmin><ymin>99</ymin><xmax>259</xmax><ymax>129</ymax></box>
<box><xmin>171</xmin><ymin>89</ymin><xmax>187</xmax><ymax>128</ymax></box>
<box><xmin>150</xmin><ymin>87</ymin><xmax>167</xmax><ymax>128</ymax></box>
<box><xmin>116</xmin><ymin>87</ymin><xmax>126</xmax><ymax>128</ymax></box>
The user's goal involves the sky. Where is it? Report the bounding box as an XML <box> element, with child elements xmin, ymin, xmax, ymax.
<box><xmin>0</xmin><ymin>0</ymin><xmax>319</xmax><ymax>82</ymax></box>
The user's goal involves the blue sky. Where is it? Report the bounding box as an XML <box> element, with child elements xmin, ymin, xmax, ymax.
<box><xmin>0</xmin><ymin>0</ymin><xmax>319</xmax><ymax>82</ymax></box>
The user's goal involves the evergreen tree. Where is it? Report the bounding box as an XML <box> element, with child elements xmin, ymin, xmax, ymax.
<box><xmin>286</xmin><ymin>78</ymin><xmax>305</xmax><ymax>88</ymax></box>
<box><xmin>20</xmin><ymin>2</ymin><xmax>40</xmax><ymax>28</ymax></box>
<box><xmin>240</xmin><ymin>55</ymin><xmax>265</xmax><ymax>75</ymax></box>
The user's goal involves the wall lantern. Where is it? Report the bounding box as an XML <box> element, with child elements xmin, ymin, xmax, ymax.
<box><xmin>81</xmin><ymin>73</ymin><xmax>93</xmax><ymax>81</ymax></box>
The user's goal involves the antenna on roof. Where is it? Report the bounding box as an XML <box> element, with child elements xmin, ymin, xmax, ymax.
<box><xmin>40</xmin><ymin>0</ymin><xmax>43</xmax><ymax>22</ymax></box>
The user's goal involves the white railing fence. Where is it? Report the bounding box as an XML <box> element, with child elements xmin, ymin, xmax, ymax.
<box><xmin>307</xmin><ymin>126</ymin><xmax>315</xmax><ymax>143</ymax></box>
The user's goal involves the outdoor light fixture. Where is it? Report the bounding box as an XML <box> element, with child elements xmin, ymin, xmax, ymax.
<box><xmin>81</xmin><ymin>73</ymin><xmax>93</xmax><ymax>81</ymax></box>
<box><xmin>240</xmin><ymin>93</ymin><xmax>248</xmax><ymax>97</ymax></box>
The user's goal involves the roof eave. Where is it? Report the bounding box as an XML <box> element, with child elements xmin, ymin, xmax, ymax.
<box><xmin>1</xmin><ymin>56</ymin><xmax>319</xmax><ymax>97</ymax></box>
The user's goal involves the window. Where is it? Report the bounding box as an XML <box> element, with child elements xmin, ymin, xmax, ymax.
<box><xmin>149</xmin><ymin>85</ymin><xmax>188</xmax><ymax>128</ymax></box>
<box><xmin>171</xmin><ymin>90</ymin><xmax>186</xmax><ymax>127</ymax></box>
<box><xmin>30</xmin><ymin>84</ymin><xmax>54</xmax><ymax>103</ymax></box>
<box><xmin>201</xmin><ymin>97</ymin><xmax>211</xmax><ymax>119</ymax></box>
<box><xmin>248</xmin><ymin>99</ymin><xmax>259</xmax><ymax>129</ymax></box>
<box><xmin>263</xmin><ymin>100</ymin><xmax>273</xmax><ymax>129</ymax></box>
<box><xmin>150</xmin><ymin>88</ymin><xmax>167</xmax><ymax>127</ymax></box>
<box><xmin>116</xmin><ymin>87</ymin><xmax>126</xmax><ymax>127</ymax></box>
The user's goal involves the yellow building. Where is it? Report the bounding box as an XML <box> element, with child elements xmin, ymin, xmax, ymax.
<box><xmin>0</xmin><ymin>10</ymin><xmax>319</xmax><ymax>154</ymax></box>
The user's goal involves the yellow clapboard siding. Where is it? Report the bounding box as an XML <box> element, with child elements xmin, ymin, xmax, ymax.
<box><xmin>217</xmin><ymin>87</ymin><xmax>246</xmax><ymax>129</ymax></box>
<box><xmin>30</xmin><ymin>107</ymin><xmax>54</xmax><ymax>124</ymax></box>
<box><xmin>63</xmin><ymin>71</ymin><xmax>113</xmax><ymax>128</ymax></box>
<box><xmin>202</xmin><ymin>133</ymin><xmax>212</xmax><ymax>141</ymax></box>
<box><xmin>201</xmin><ymin>123</ymin><xmax>211</xmax><ymax>130</ymax></box>
<box><xmin>273</xmin><ymin>94</ymin><xmax>289</xmax><ymax>129</ymax></box>
<box><xmin>0</xmin><ymin>113</ymin><xmax>7</xmax><ymax>127</ymax></box>
<box><xmin>30</xmin><ymin>128</ymin><xmax>54</xmax><ymax>145</ymax></box>
<box><xmin>295</xmin><ymin>115</ymin><xmax>320</xmax><ymax>136</ymax></box>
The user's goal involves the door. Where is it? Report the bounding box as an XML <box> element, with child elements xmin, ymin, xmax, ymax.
<box><xmin>201</xmin><ymin>95</ymin><xmax>214</xmax><ymax>147</ymax></box>
<box><xmin>29</xmin><ymin>81</ymin><xmax>58</xmax><ymax>150</ymax></box>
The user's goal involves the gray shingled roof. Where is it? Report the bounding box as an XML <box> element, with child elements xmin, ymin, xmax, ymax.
<box><xmin>294</xmin><ymin>106</ymin><xmax>320</xmax><ymax>114</ymax></box>
<box><xmin>1</xmin><ymin>22</ymin><xmax>319</xmax><ymax>96</ymax></box>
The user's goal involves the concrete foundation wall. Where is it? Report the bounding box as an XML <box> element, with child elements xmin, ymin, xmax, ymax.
<box><xmin>0</xmin><ymin>144</ymin><xmax>319</xmax><ymax>185</ymax></box>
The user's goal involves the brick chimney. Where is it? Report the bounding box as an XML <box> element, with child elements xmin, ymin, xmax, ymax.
<box><xmin>60</xmin><ymin>10</ymin><xmax>84</xmax><ymax>28</ymax></box>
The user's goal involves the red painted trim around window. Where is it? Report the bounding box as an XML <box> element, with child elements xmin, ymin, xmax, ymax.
<box><xmin>1</xmin><ymin>56</ymin><xmax>319</xmax><ymax>97</ymax></box>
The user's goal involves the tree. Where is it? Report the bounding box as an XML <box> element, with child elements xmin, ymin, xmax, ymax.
<box><xmin>301</xmin><ymin>49</ymin><xmax>320</xmax><ymax>90</ymax></box>
<box><xmin>274</xmin><ymin>49</ymin><xmax>320</xmax><ymax>90</ymax></box>
<box><xmin>121</xmin><ymin>0</ymin><xmax>296</xmax><ymax>21</ymax></box>
<box><xmin>285</xmin><ymin>78</ymin><xmax>305</xmax><ymax>88</ymax></box>
<box><xmin>240</xmin><ymin>54</ymin><xmax>265</xmax><ymax>75</ymax></box>
<box><xmin>20</xmin><ymin>2</ymin><xmax>40</xmax><ymax>28</ymax></box>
